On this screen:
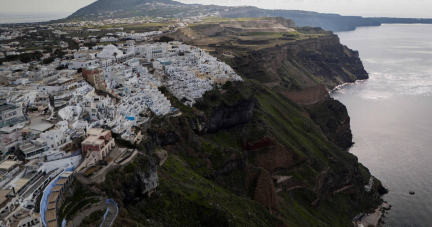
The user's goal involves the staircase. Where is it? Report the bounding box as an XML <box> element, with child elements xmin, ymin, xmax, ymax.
<box><xmin>100</xmin><ymin>203</ymin><xmax>118</xmax><ymax>227</ymax></box>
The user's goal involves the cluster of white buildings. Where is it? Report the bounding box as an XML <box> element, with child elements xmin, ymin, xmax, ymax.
<box><xmin>51</xmin><ymin>30</ymin><xmax>67</xmax><ymax>36</ymax></box>
<box><xmin>114</xmin><ymin>30</ymin><xmax>163</xmax><ymax>42</ymax></box>
<box><xmin>0</xmin><ymin>19</ymin><xmax>243</xmax><ymax>225</ymax></box>
<box><xmin>0</xmin><ymin>31</ymin><xmax>22</xmax><ymax>41</ymax></box>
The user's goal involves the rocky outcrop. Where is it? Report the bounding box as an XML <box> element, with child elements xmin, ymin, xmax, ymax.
<box><xmin>136</xmin><ymin>164</ymin><xmax>158</xmax><ymax>196</ymax></box>
<box><xmin>154</xmin><ymin>149</ymin><xmax>168</xmax><ymax>166</ymax></box>
<box><xmin>283</xmin><ymin>84</ymin><xmax>329</xmax><ymax>106</ymax></box>
<box><xmin>253</xmin><ymin>169</ymin><xmax>278</xmax><ymax>213</ymax></box>
<box><xmin>232</xmin><ymin>34</ymin><xmax>368</xmax><ymax>90</ymax></box>
<box><xmin>307</xmin><ymin>98</ymin><xmax>354</xmax><ymax>150</ymax></box>
<box><xmin>207</xmin><ymin>97</ymin><xmax>256</xmax><ymax>133</ymax></box>
<box><xmin>119</xmin><ymin>156</ymin><xmax>160</xmax><ymax>206</ymax></box>
<box><xmin>147</xmin><ymin>128</ymin><xmax>179</xmax><ymax>147</ymax></box>
<box><xmin>250</xmin><ymin>145</ymin><xmax>297</xmax><ymax>173</ymax></box>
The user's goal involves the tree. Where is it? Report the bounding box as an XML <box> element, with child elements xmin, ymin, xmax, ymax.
<box><xmin>43</xmin><ymin>46</ymin><xmax>53</xmax><ymax>53</ymax></box>
<box><xmin>56</xmin><ymin>65</ymin><xmax>67</xmax><ymax>70</ymax></box>
<box><xmin>53</xmin><ymin>49</ymin><xmax>65</xmax><ymax>59</ymax></box>
<box><xmin>222</xmin><ymin>81</ymin><xmax>233</xmax><ymax>90</ymax></box>
<box><xmin>43</xmin><ymin>57</ymin><xmax>55</xmax><ymax>65</ymax></box>
<box><xmin>113</xmin><ymin>52</ymin><xmax>118</xmax><ymax>62</ymax></box>
<box><xmin>84</xmin><ymin>42</ymin><xmax>97</xmax><ymax>48</ymax></box>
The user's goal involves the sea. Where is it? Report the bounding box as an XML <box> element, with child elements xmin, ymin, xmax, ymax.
<box><xmin>0</xmin><ymin>12</ymin><xmax>68</xmax><ymax>24</ymax></box>
<box><xmin>332</xmin><ymin>24</ymin><xmax>432</xmax><ymax>226</ymax></box>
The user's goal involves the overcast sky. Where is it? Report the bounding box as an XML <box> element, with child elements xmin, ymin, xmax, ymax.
<box><xmin>0</xmin><ymin>0</ymin><xmax>431</xmax><ymax>18</ymax></box>
<box><xmin>0</xmin><ymin>0</ymin><xmax>96</xmax><ymax>14</ymax></box>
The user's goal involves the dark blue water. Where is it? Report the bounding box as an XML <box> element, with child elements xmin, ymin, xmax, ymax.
<box><xmin>332</xmin><ymin>24</ymin><xmax>432</xmax><ymax>226</ymax></box>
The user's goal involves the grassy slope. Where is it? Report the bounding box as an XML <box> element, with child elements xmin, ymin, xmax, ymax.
<box><xmin>120</xmin><ymin>81</ymin><xmax>379</xmax><ymax>226</ymax></box>
<box><xmin>128</xmin><ymin>155</ymin><xmax>285</xmax><ymax>227</ymax></box>
<box><xmin>69</xmin><ymin>18</ymin><xmax>380</xmax><ymax>226</ymax></box>
<box><xmin>77</xmin><ymin>81</ymin><xmax>380</xmax><ymax>227</ymax></box>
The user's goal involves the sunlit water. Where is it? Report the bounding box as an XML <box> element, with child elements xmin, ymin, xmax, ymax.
<box><xmin>332</xmin><ymin>24</ymin><xmax>432</xmax><ymax>226</ymax></box>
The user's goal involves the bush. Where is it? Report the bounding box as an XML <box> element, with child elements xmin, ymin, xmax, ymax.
<box><xmin>157</xmin><ymin>36</ymin><xmax>175</xmax><ymax>43</ymax></box>
<box><xmin>56</xmin><ymin>65</ymin><xmax>67</xmax><ymax>70</ymax></box>
<box><xmin>222</xmin><ymin>81</ymin><xmax>232</xmax><ymax>90</ymax></box>
<box><xmin>43</xmin><ymin>57</ymin><xmax>55</xmax><ymax>65</ymax></box>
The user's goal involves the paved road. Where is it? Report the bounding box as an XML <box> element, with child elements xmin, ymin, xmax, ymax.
<box><xmin>66</xmin><ymin>202</ymin><xmax>116</xmax><ymax>227</ymax></box>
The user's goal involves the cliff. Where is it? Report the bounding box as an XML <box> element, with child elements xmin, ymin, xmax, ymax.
<box><xmin>90</xmin><ymin>80</ymin><xmax>382</xmax><ymax>227</ymax></box>
<box><xmin>169</xmin><ymin>22</ymin><xmax>367</xmax><ymax>152</ymax></box>
<box><xmin>67</xmin><ymin>18</ymin><xmax>383</xmax><ymax>227</ymax></box>
<box><xmin>230</xmin><ymin>34</ymin><xmax>368</xmax><ymax>90</ymax></box>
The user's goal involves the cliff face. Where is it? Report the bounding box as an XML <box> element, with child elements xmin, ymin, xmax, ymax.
<box><xmin>232</xmin><ymin>34</ymin><xmax>368</xmax><ymax>90</ymax></box>
<box><xmin>82</xmin><ymin>22</ymin><xmax>381</xmax><ymax>227</ymax></box>
<box><xmin>93</xmin><ymin>81</ymin><xmax>381</xmax><ymax>227</ymax></box>
<box><xmin>307</xmin><ymin>98</ymin><xmax>354</xmax><ymax>150</ymax></box>
<box><xmin>206</xmin><ymin>98</ymin><xmax>255</xmax><ymax>133</ymax></box>
<box><xmin>215</xmin><ymin>33</ymin><xmax>366</xmax><ymax>151</ymax></box>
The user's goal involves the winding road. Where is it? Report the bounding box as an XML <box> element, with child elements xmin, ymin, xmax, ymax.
<box><xmin>66</xmin><ymin>202</ymin><xmax>117</xmax><ymax>227</ymax></box>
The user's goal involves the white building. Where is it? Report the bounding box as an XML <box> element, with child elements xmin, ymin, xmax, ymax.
<box><xmin>97</xmin><ymin>44</ymin><xmax>124</xmax><ymax>60</ymax></box>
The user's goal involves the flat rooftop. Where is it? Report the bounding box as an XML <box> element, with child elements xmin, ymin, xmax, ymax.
<box><xmin>56</xmin><ymin>178</ymin><xmax>68</xmax><ymax>186</ymax></box>
<box><xmin>0</xmin><ymin>125</ymin><xmax>22</xmax><ymax>133</ymax></box>
<box><xmin>48</xmin><ymin>192</ymin><xmax>59</xmax><ymax>203</ymax></box>
<box><xmin>0</xmin><ymin>190</ymin><xmax>11</xmax><ymax>205</ymax></box>
<box><xmin>47</xmin><ymin>220</ymin><xmax>58</xmax><ymax>227</ymax></box>
<box><xmin>0</xmin><ymin>160</ymin><xmax>20</xmax><ymax>171</ymax></box>
<box><xmin>82</xmin><ymin>136</ymin><xmax>104</xmax><ymax>145</ymax></box>
<box><xmin>51</xmin><ymin>185</ymin><xmax>63</xmax><ymax>192</ymax></box>
<box><xmin>14</xmin><ymin>178</ymin><xmax>30</xmax><ymax>192</ymax></box>
<box><xmin>48</xmin><ymin>202</ymin><xmax>56</xmax><ymax>210</ymax></box>
<box><xmin>60</xmin><ymin>171</ymin><xmax>73</xmax><ymax>178</ymax></box>
<box><xmin>0</xmin><ymin>104</ymin><xmax>18</xmax><ymax>112</ymax></box>
<box><xmin>45</xmin><ymin>209</ymin><xmax>57</xmax><ymax>222</ymax></box>
<box><xmin>27</xmin><ymin>122</ymin><xmax>54</xmax><ymax>132</ymax></box>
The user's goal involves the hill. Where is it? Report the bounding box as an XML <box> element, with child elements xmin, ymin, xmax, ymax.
<box><xmin>69</xmin><ymin>0</ymin><xmax>181</xmax><ymax>18</ymax></box>
<box><xmin>64</xmin><ymin>18</ymin><xmax>386</xmax><ymax>227</ymax></box>
<box><xmin>67</xmin><ymin>0</ymin><xmax>432</xmax><ymax>32</ymax></box>
<box><xmin>67</xmin><ymin>0</ymin><xmax>381</xmax><ymax>32</ymax></box>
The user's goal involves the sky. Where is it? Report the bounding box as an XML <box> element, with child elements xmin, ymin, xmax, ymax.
<box><xmin>0</xmin><ymin>0</ymin><xmax>431</xmax><ymax>19</ymax></box>
<box><xmin>0</xmin><ymin>0</ymin><xmax>96</xmax><ymax>14</ymax></box>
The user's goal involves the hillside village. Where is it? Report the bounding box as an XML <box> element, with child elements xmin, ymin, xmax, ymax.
<box><xmin>0</xmin><ymin>0</ymin><xmax>392</xmax><ymax>225</ymax></box>
<box><xmin>0</xmin><ymin>15</ymin><xmax>242</xmax><ymax>226</ymax></box>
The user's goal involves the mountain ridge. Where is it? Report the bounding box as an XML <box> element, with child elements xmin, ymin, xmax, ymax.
<box><xmin>67</xmin><ymin>0</ymin><xmax>432</xmax><ymax>32</ymax></box>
